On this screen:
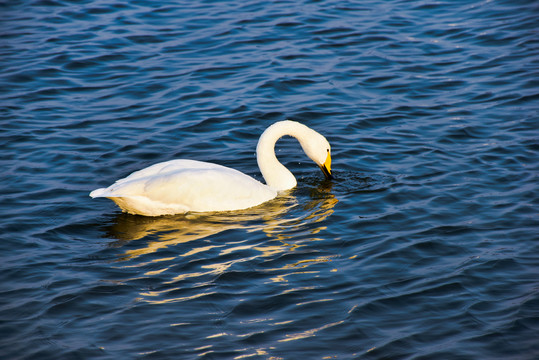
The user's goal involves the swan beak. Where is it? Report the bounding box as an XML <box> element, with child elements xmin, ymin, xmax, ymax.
<box><xmin>320</xmin><ymin>152</ymin><xmax>333</xmax><ymax>180</ymax></box>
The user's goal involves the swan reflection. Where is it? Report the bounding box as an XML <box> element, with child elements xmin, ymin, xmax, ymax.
<box><xmin>107</xmin><ymin>180</ymin><xmax>336</xmax><ymax>259</ymax></box>
<box><xmin>104</xmin><ymin>179</ymin><xmax>337</xmax><ymax>302</ymax></box>
<box><xmin>107</xmin><ymin>193</ymin><xmax>298</xmax><ymax>261</ymax></box>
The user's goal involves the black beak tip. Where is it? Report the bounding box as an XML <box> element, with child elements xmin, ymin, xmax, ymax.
<box><xmin>321</xmin><ymin>166</ymin><xmax>333</xmax><ymax>180</ymax></box>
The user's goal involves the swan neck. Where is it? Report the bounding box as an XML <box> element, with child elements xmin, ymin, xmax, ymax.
<box><xmin>256</xmin><ymin>121</ymin><xmax>312</xmax><ymax>191</ymax></box>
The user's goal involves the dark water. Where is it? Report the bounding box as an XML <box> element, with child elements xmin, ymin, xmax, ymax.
<box><xmin>1</xmin><ymin>0</ymin><xmax>538</xmax><ymax>358</ymax></box>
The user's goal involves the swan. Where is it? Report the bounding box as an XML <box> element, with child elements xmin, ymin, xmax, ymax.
<box><xmin>90</xmin><ymin>120</ymin><xmax>332</xmax><ymax>216</ymax></box>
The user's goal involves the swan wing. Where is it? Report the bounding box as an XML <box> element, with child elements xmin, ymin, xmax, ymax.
<box><xmin>114</xmin><ymin>159</ymin><xmax>226</xmax><ymax>185</ymax></box>
<box><xmin>90</xmin><ymin>160</ymin><xmax>277</xmax><ymax>215</ymax></box>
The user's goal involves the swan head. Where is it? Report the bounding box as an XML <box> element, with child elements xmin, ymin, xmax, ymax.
<box><xmin>299</xmin><ymin>129</ymin><xmax>333</xmax><ymax>180</ymax></box>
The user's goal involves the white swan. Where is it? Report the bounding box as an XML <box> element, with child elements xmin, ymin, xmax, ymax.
<box><xmin>90</xmin><ymin>120</ymin><xmax>332</xmax><ymax>216</ymax></box>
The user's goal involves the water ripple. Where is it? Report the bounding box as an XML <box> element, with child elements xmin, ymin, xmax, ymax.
<box><xmin>1</xmin><ymin>0</ymin><xmax>538</xmax><ymax>359</ymax></box>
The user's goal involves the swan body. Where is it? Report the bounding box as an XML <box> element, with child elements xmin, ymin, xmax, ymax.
<box><xmin>90</xmin><ymin>120</ymin><xmax>332</xmax><ymax>216</ymax></box>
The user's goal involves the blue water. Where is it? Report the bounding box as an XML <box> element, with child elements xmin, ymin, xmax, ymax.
<box><xmin>1</xmin><ymin>0</ymin><xmax>538</xmax><ymax>358</ymax></box>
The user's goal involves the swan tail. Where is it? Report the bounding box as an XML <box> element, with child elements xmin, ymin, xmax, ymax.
<box><xmin>89</xmin><ymin>188</ymin><xmax>109</xmax><ymax>198</ymax></box>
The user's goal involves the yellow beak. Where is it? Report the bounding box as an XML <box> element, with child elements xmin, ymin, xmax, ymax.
<box><xmin>320</xmin><ymin>152</ymin><xmax>333</xmax><ymax>179</ymax></box>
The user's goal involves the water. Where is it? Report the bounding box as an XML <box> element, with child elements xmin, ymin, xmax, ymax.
<box><xmin>1</xmin><ymin>0</ymin><xmax>538</xmax><ymax>358</ymax></box>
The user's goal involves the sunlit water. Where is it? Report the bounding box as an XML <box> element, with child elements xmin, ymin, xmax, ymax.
<box><xmin>1</xmin><ymin>0</ymin><xmax>538</xmax><ymax>359</ymax></box>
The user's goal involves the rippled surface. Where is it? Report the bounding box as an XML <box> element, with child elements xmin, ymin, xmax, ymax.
<box><xmin>1</xmin><ymin>0</ymin><xmax>538</xmax><ymax>358</ymax></box>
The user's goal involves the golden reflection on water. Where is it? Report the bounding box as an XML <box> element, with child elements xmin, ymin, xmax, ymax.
<box><xmin>104</xmin><ymin>181</ymin><xmax>338</xmax><ymax>304</ymax></box>
<box><xmin>278</xmin><ymin>320</ymin><xmax>345</xmax><ymax>343</ymax></box>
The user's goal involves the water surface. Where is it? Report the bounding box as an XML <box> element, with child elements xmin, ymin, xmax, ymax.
<box><xmin>1</xmin><ymin>0</ymin><xmax>538</xmax><ymax>359</ymax></box>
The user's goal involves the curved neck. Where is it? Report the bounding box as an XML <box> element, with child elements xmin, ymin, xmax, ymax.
<box><xmin>256</xmin><ymin>120</ymin><xmax>313</xmax><ymax>191</ymax></box>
